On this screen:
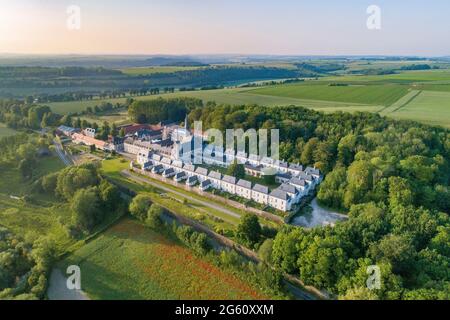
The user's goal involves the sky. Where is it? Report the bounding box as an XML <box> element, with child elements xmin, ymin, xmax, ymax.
<box><xmin>0</xmin><ymin>0</ymin><xmax>449</xmax><ymax>56</ymax></box>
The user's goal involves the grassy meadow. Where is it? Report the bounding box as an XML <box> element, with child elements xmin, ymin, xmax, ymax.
<box><xmin>0</xmin><ymin>155</ymin><xmax>73</xmax><ymax>251</ymax></box>
<box><xmin>0</xmin><ymin>123</ymin><xmax>19</xmax><ymax>137</ymax></box>
<box><xmin>61</xmin><ymin>218</ymin><xmax>270</xmax><ymax>300</ymax></box>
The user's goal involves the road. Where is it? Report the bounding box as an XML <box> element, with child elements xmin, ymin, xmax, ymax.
<box><xmin>121</xmin><ymin>170</ymin><xmax>241</xmax><ymax>220</ymax></box>
<box><xmin>53</xmin><ymin>140</ymin><xmax>72</xmax><ymax>166</ymax></box>
<box><xmin>47</xmin><ymin>269</ymin><xmax>89</xmax><ymax>300</ymax></box>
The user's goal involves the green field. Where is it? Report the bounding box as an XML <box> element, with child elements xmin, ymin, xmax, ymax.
<box><xmin>388</xmin><ymin>91</ymin><xmax>450</xmax><ymax>128</ymax></box>
<box><xmin>119</xmin><ymin>66</ymin><xmax>202</xmax><ymax>75</ymax></box>
<box><xmin>247</xmin><ymin>83</ymin><xmax>409</xmax><ymax>106</ymax></box>
<box><xmin>61</xmin><ymin>218</ymin><xmax>270</xmax><ymax>300</ymax></box>
<box><xmin>0</xmin><ymin>123</ymin><xmax>18</xmax><ymax>137</ymax></box>
<box><xmin>326</xmin><ymin>69</ymin><xmax>450</xmax><ymax>83</ymax></box>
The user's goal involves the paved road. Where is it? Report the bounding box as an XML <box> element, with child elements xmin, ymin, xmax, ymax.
<box><xmin>121</xmin><ymin>170</ymin><xmax>241</xmax><ymax>220</ymax></box>
<box><xmin>47</xmin><ymin>269</ymin><xmax>89</xmax><ymax>300</ymax></box>
<box><xmin>53</xmin><ymin>140</ymin><xmax>72</xmax><ymax>166</ymax></box>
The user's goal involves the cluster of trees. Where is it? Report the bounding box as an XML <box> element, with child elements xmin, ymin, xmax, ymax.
<box><xmin>0</xmin><ymin>133</ymin><xmax>52</xmax><ymax>180</ymax></box>
<box><xmin>187</xmin><ymin>103</ymin><xmax>449</xmax><ymax>299</ymax></box>
<box><xmin>0</xmin><ymin>100</ymin><xmax>61</xmax><ymax>130</ymax></box>
<box><xmin>0</xmin><ymin>228</ymin><xmax>56</xmax><ymax>300</ymax></box>
<box><xmin>128</xmin><ymin>97</ymin><xmax>202</xmax><ymax>124</ymax></box>
<box><xmin>40</xmin><ymin>163</ymin><xmax>122</xmax><ymax>233</ymax></box>
<box><xmin>269</xmin><ymin>201</ymin><xmax>449</xmax><ymax>299</ymax></box>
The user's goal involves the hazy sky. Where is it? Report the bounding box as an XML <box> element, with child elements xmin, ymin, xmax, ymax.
<box><xmin>0</xmin><ymin>0</ymin><xmax>449</xmax><ymax>56</ymax></box>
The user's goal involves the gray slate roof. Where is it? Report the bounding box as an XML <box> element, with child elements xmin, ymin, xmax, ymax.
<box><xmin>183</xmin><ymin>164</ymin><xmax>195</xmax><ymax>172</ymax></box>
<box><xmin>161</xmin><ymin>157</ymin><xmax>172</xmax><ymax>165</ymax></box>
<box><xmin>270</xmin><ymin>189</ymin><xmax>289</xmax><ymax>200</ymax></box>
<box><xmin>222</xmin><ymin>175</ymin><xmax>237</xmax><ymax>184</ymax></box>
<box><xmin>201</xmin><ymin>180</ymin><xmax>212</xmax><ymax>187</ymax></box>
<box><xmin>289</xmin><ymin>163</ymin><xmax>303</xmax><ymax>171</ymax></box>
<box><xmin>195</xmin><ymin>167</ymin><xmax>208</xmax><ymax>176</ymax></box>
<box><xmin>252</xmin><ymin>184</ymin><xmax>269</xmax><ymax>194</ymax></box>
<box><xmin>280</xmin><ymin>183</ymin><xmax>298</xmax><ymax>195</ymax></box>
<box><xmin>306</xmin><ymin>167</ymin><xmax>320</xmax><ymax>176</ymax></box>
<box><xmin>237</xmin><ymin>179</ymin><xmax>252</xmax><ymax>189</ymax></box>
<box><xmin>290</xmin><ymin>177</ymin><xmax>307</xmax><ymax>187</ymax></box>
<box><xmin>152</xmin><ymin>154</ymin><xmax>161</xmax><ymax>161</ymax></box>
<box><xmin>208</xmin><ymin>171</ymin><xmax>222</xmax><ymax>180</ymax></box>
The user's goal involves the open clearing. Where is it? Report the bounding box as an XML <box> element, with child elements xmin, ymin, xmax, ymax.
<box><xmin>0</xmin><ymin>123</ymin><xmax>18</xmax><ymax>137</ymax></box>
<box><xmin>61</xmin><ymin>218</ymin><xmax>270</xmax><ymax>300</ymax></box>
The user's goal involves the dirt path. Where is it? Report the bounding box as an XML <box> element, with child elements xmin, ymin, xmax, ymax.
<box><xmin>47</xmin><ymin>268</ymin><xmax>90</xmax><ymax>300</ymax></box>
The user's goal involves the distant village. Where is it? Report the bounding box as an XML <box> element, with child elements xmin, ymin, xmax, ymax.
<box><xmin>57</xmin><ymin>118</ymin><xmax>322</xmax><ymax>212</ymax></box>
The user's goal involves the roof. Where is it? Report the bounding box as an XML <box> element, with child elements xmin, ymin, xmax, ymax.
<box><xmin>306</xmin><ymin>167</ymin><xmax>320</xmax><ymax>176</ymax></box>
<box><xmin>280</xmin><ymin>184</ymin><xmax>298</xmax><ymax>195</ymax></box>
<box><xmin>261</xmin><ymin>157</ymin><xmax>274</xmax><ymax>164</ymax></box>
<box><xmin>237</xmin><ymin>179</ymin><xmax>252</xmax><ymax>189</ymax></box>
<box><xmin>72</xmin><ymin>133</ymin><xmax>107</xmax><ymax>149</ymax></box>
<box><xmin>152</xmin><ymin>154</ymin><xmax>161</xmax><ymax>161</ymax></box>
<box><xmin>187</xmin><ymin>176</ymin><xmax>197</xmax><ymax>182</ymax></box>
<box><xmin>299</xmin><ymin>172</ymin><xmax>313</xmax><ymax>181</ymax></box>
<box><xmin>270</xmin><ymin>189</ymin><xmax>289</xmax><ymax>201</ymax></box>
<box><xmin>201</xmin><ymin>180</ymin><xmax>212</xmax><ymax>187</ymax></box>
<box><xmin>245</xmin><ymin>164</ymin><xmax>263</xmax><ymax>172</ymax></box>
<box><xmin>58</xmin><ymin>125</ymin><xmax>77</xmax><ymax>133</ymax></box>
<box><xmin>289</xmin><ymin>163</ymin><xmax>303</xmax><ymax>171</ymax></box>
<box><xmin>183</xmin><ymin>164</ymin><xmax>195</xmax><ymax>172</ymax></box>
<box><xmin>161</xmin><ymin>157</ymin><xmax>172</xmax><ymax>165</ymax></box>
<box><xmin>252</xmin><ymin>184</ymin><xmax>269</xmax><ymax>194</ymax></box>
<box><xmin>172</xmin><ymin>160</ymin><xmax>183</xmax><ymax>168</ymax></box>
<box><xmin>276</xmin><ymin>172</ymin><xmax>292</xmax><ymax>179</ymax></box>
<box><xmin>163</xmin><ymin>168</ymin><xmax>175</xmax><ymax>174</ymax></box>
<box><xmin>153</xmin><ymin>164</ymin><xmax>163</xmax><ymax>170</ymax></box>
<box><xmin>208</xmin><ymin>171</ymin><xmax>222</xmax><ymax>180</ymax></box>
<box><xmin>222</xmin><ymin>175</ymin><xmax>236</xmax><ymax>184</ymax></box>
<box><xmin>175</xmin><ymin>171</ymin><xmax>186</xmax><ymax>178</ymax></box>
<box><xmin>275</xmin><ymin>161</ymin><xmax>288</xmax><ymax>168</ymax></box>
<box><xmin>195</xmin><ymin>167</ymin><xmax>208</xmax><ymax>176</ymax></box>
<box><xmin>290</xmin><ymin>177</ymin><xmax>307</xmax><ymax>187</ymax></box>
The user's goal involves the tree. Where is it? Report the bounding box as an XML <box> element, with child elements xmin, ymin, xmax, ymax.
<box><xmin>99</xmin><ymin>180</ymin><xmax>120</xmax><ymax>210</ymax></box>
<box><xmin>56</xmin><ymin>166</ymin><xmax>99</xmax><ymax>200</ymax></box>
<box><xmin>146</xmin><ymin>204</ymin><xmax>164</xmax><ymax>228</ymax></box>
<box><xmin>41</xmin><ymin>172</ymin><xmax>59</xmax><ymax>193</ymax></box>
<box><xmin>236</xmin><ymin>214</ymin><xmax>261</xmax><ymax>248</ymax></box>
<box><xmin>258</xmin><ymin>239</ymin><xmax>274</xmax><ymax>264</ymax></box>
<box><xmin>129</xmin><ymin>194</ymin><xmax>152</xmax><ymax>221</ymax></box>
<box><xmin>71</xmin><ymin>187</ymin><xmax>102</xmax><ymax>231</ymax></box>
<box><xmin>227</xmin><ymin>160</ymin><xmax>245</xmax><ymax>179</ymax></box>
<box><xmin>119</xmin><ymin>128</ymin><xmax>125</xmax><ymax>138</ymax></box>
<box><xmin>388</xmin><ymin>176</ymin><xmax>414</xmax><ymax>208</ymax></box>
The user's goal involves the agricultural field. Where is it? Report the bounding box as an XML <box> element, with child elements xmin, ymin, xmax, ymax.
<box><xmin>247</xmin><ymin>83</ymin><xmax>409</xmax><ymax>106</ymax></box>
<box><xmin>387</xmin><ymin>91</ymin><xmax>450</xmax><ymax>128</ymax></box>
<box><xmin>0</xmin><ymin>123</ymin><xmax>18</xmax><ymax>137</ymax></box>
<box><xmin>61</xmin><ymin>218</ymin><xmax>270</xmax><ymax>300</ymax></box>
<box><xmin>119</xmin><ymin>66</ymin><xmax>203</xmax><ymax>76</ymax></box>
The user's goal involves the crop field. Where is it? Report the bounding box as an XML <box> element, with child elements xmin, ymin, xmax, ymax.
<box><xmin>247</xmin><ymin>83</ymin><xmax>409</xmax><ymax>106</ymax></box>
<box><xmin>387</xmin><ymin>91</ymin><xmax>450</xmax><ymax>128</ymax></box>
<box><xmin>325</xmin><ymin>69</ymin><xmax>450</xmax><ymax>83</ymax></box>
<box><xmin>0</xmin><ymin>123</ymin><xmax>18</xmax><ymax>137</ymax></box>
<box><xmin>119</xmin><ymin>66</ymin><xmax>203</xmax><ymax>75</ymax></box>
<box><xmin>61</xmin><ymin>218</ymin><xmax>270</xmax><ymax>300</ymax></box>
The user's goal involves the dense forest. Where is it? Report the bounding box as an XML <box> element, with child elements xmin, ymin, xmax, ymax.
<box><xmin>186</xmin><ymin>103</ymin><xmax>450</xmax><ymax>299</ymax></box>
